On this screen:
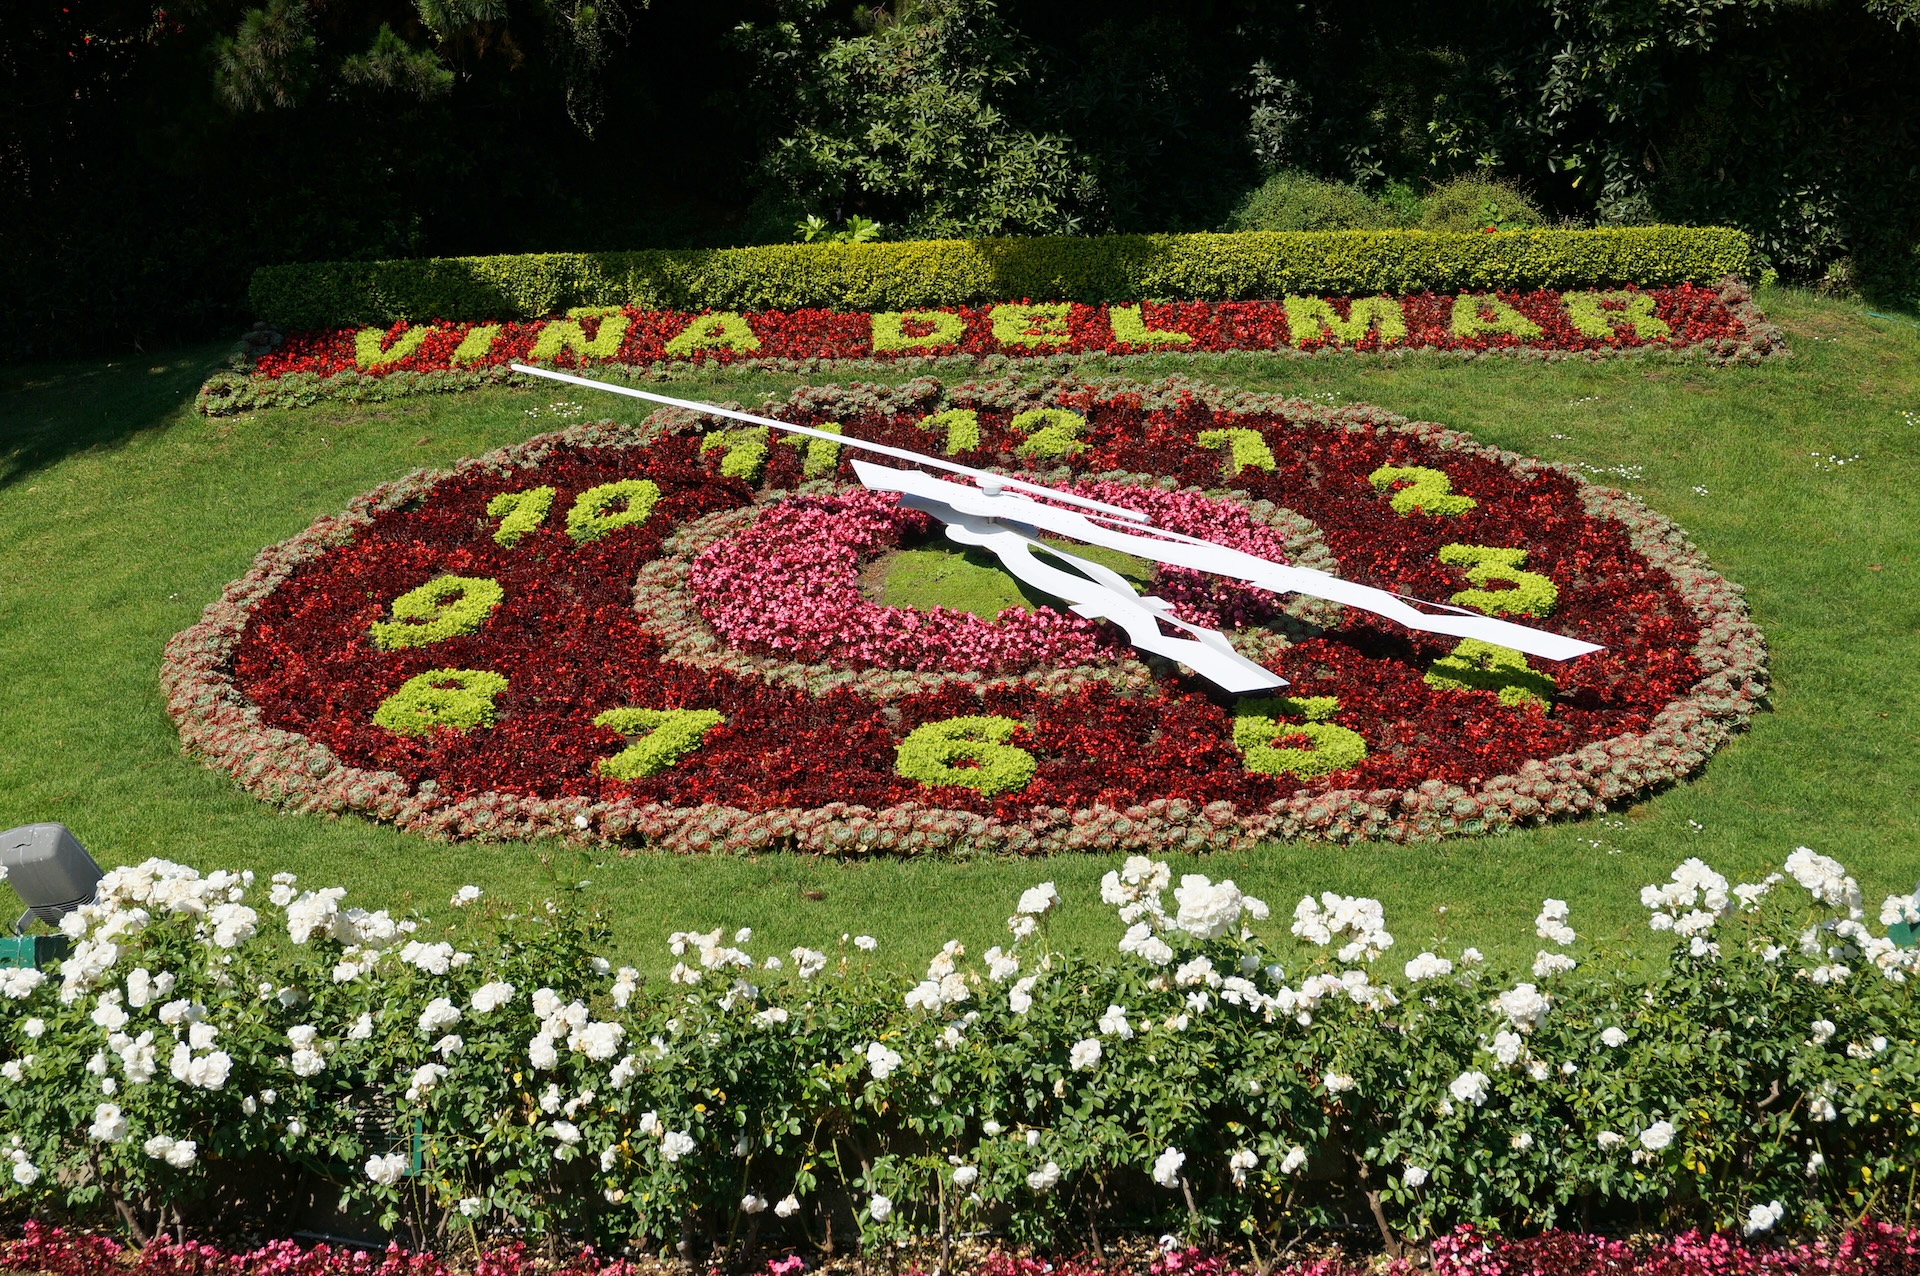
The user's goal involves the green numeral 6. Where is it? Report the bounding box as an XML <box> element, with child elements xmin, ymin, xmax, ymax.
<box><xmin>1232</xmin><ymin>696</ymin><xmax>1368</xmax><ymax>778</ymax></box>
<box><xmin>895</xmin><ymin>715</ymin><xmax>1037</xmax><ymax>796</ymax></box>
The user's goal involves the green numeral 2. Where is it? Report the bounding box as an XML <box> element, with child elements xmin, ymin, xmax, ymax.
<box><xmin>1369</xmin><ymin>465</ymin><xmax>1476</xmax><ymax>517</ymax></box>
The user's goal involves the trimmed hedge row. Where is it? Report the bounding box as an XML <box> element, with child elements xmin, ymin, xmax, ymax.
<box><xmin>249</xmin><ymin>227</ymin><xmax>1753</xmax><ymax>329</ymax></box>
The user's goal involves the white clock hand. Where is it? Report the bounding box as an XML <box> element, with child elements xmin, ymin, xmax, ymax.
<box><xmin>926</xmin><ymin>501</ymin><xmax>1288</xmax><ymax>694</ymax></box>
<box><xmin>856</xmin><ymin>460</ymin><xmax>1604</xmax><ymax>665</ymax></box>
<box><xmin>511</xmin><ymin>366</ymin><xmax>1602</xmax><ymax>676</ymax></box>
<box><xmin>510</xmin><ymin>364</ymin><xmax>1152</xmax><ymax>524</ymax></box>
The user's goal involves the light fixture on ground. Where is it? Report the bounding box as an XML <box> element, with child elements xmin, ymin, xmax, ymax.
<box><xmin>1</xmin><ymin>822</ymin><xmax>103</xmax><ymax>969</ymax></box>
<box><xmin>1897</xmin><ymin>880</ymin><xmax>1920</xmax><ymax>950</ymax></box>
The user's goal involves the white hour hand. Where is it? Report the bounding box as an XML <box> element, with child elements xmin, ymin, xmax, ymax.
<box><xmin>857</xmin><ymin>460</ymin><xmax>1603</xmax><ymax>665</ymax></box>
<box><xmin>913</xmin><ymin>499</ymin><xmax>1288</xmax><ymax>694</ymax></box>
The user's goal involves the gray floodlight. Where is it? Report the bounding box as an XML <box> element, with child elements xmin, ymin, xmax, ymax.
<box><xmin>2</xmin><ymin>823</ymin><xmax>104</xmax><ymax>934</ymax></box>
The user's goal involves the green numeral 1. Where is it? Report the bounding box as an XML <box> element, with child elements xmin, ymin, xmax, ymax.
<box><xmin>487</xmin><ymin>487</ymin><xmax>555</xmax><ymax>547</ymax></box>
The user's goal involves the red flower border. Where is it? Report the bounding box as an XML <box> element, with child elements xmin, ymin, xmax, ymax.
<box><xmin>197</xmin><ymin>279</ymin><xmax>1785</xmax><ymax>417</ymax></box>
<box><xmin>161</xmin><ymin>378</ymin><xmax>1767</xmax><ymax>854</ymax></box>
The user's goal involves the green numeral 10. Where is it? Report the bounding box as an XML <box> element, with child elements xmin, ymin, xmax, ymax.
<box><xmin>485</xmin><ymin>480</ymin><xmax>664</xmax><ymax>547</ymax></box>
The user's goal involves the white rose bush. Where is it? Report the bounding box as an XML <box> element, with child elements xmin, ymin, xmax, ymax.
<box><xmin>0</xmin><ymin>850</ymin><xmax>1914</xmax><ymax>1259</ymax></box>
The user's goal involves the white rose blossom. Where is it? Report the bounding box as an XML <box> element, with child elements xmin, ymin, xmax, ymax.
<box><xmin>1534</xmin><ymin>899</ymin><xmax>1575</xmax><ymax>946</ymax></box>
<box><xmin>860</xmin><ymin>1040</ymin><xmax>904</xmax><ymax>1081</ymax></box>
<box><xmin>365</xmin><ymin>1152</ymin><xmax>408</xmax><ymax>1186</ymax></box>
<box><xmin>418</xmin><ymin>997</ymin><xmax>461</xmax><ymax>1035</ymax></box>
<box><xmin>1495</xmin><ymin>983</ymin><xmax>1551</xmax><ymax>1032</ymax></box>
<box><xmin>1449</xmin><ymin>1071</ymin><xmax>1491</xmax><ymax>1107</ymax></box>
<box><xmin>1016</xmin><ymin>882</ymin><xmax>1060</xmax><ymax>916</ymax></box>
<box><xmin>471</xmin><ymin>981</ymin><xmax>515</xmax><ymax>1013</ymax></box>
<box><xmin>88</xmin><ymin>1103</ymin><xmax>128</xmax><ymax>1144</ymax></box>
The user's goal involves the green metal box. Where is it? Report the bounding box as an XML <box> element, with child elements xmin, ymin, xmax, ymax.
<box><xmin>0</xmin><ymin>934</ymin><xmax>70</xmax><ymax>968</ymax></box>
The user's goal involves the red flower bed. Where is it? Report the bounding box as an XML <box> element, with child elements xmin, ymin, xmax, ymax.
<box><xmin>161</xmin><ymin>379</ymin><xmax>1766</xmax><ymax>853</ymax></box>
<box><xmin>244</xmin><ymin>284</ymin><xmax>1772</xmax><ymax>384</ymax></box>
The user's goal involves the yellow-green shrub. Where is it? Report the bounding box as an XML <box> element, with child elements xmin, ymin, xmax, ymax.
<box><xmin>249</xmin><ymin>227</ymin><xmax>1752</xmax><ymax>328</ymax></box>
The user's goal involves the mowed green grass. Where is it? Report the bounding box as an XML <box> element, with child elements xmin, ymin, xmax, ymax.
<box><xmin>1</xmin><ymin>289</ymin><xmax>1916</xmax><ymax>975</ymax></box>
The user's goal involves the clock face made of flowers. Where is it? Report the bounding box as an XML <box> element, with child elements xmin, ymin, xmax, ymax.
<box><xmin>163</xmin><ymin>378</ymin><xmax>1766</xmax><ymax>854</ymax></box>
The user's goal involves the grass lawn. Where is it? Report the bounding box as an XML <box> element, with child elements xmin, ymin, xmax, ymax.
<box><xmin>1</xmin><ymin>288</ymin><xmax>1916</xmax><ymax>975</ymax></box>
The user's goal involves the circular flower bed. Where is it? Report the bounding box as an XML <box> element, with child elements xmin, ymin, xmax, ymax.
<box><xmin>162</xmin><ymin>377</ymin><xmax>1766</xmax><ymax>853</ymax></box>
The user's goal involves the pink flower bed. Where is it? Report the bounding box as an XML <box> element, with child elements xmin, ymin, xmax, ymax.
<box><xmin>6</xmin><ymin>1223</ymin><xmax>1919</xmax><ymax>1276</ymax></box>
<box><xmin>687</xmin><ymin>484</ymin><xmax>1301</xmax><ymax>675</ymax></box>
<box><xmin>687</xmin><ymin>490</ymin><xmax>1113</xmax><ymax>673</ymax></box>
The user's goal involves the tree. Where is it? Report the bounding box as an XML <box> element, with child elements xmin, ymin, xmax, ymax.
<box><xmin>734</xmin><ymin>0</ymin><xmax>1100</xmax><ymax>238</ymax></box>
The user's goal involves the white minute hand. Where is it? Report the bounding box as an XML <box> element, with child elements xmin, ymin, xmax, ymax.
<box><xmin>853</xmin><ymin>460</ymin><xmax>1605</xmax><ymax>665</ymax></box>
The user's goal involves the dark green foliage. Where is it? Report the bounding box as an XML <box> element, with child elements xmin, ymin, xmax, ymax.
<box><xmin>248</xmin><ymin>227</ymin><xmax>1753</xmax><ymax>328</ymax></box>
<box><xmin>4</xmin><ymin>0</ymin><xmax>1919</xmax><ymax>361</ymax></box>
<box><xmin>338</xmin><ymin>25</ymin><xmax>456</xmax><ymax>100</ymax></box>
<box><xmin>733</xmin><ymin>0</ymin><xmax>1099</xmax><ymax>238</ymax></box>
<box><xmin>1226</xmin><ymin>172</ymin><xmax>1405</xmax><ymax>233</ymax></box>
<box><xmin>0</xmin><ymin>0</ymin><xmax>741</xmax><ymax>361</ymax></box>
<box><xmin>211</xmin><ymin>0</ymin><xmax>319</xmax><ymax>112</ymax></box>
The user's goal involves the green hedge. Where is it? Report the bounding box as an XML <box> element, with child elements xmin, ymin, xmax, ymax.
<box><xmin>249</xmin><ymin>226</ymin><xmax>1753</xmax><ymax>329</ymax></box>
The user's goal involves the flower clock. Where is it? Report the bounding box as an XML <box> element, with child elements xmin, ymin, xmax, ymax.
<box><xmin>163</xmin><ymin>377</ymin><xmax>1766</xmax><ymax>853</ymax></box>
